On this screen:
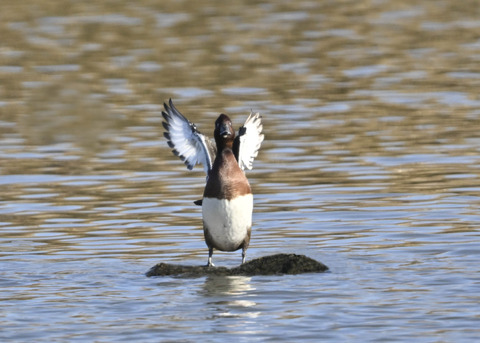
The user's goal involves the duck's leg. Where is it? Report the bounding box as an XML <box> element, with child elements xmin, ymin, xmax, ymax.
<box><xmin>207</xmin><ymin>247</ymin><xmax>215</xmax><ymax>267</ymax></box>
<box><xmin>241</xmin><ymin>228</ymin><xmax>251</xmax><ymax>265</ymax></box>
<box><xmin>242</xmin><ymin>247</ymin><xmax>247</xmax><ymax>264</ymax></box>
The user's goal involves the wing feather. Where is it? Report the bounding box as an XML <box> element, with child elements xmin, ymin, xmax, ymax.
<box><xmin>234</xmin><ymin>112</ymin><xmax>264</xmax><ymax>170</ymax></box>
<box><xmin>162</xmin><ymin>99</ymin><xmax>215</xmax><ymax>175</ymax></box>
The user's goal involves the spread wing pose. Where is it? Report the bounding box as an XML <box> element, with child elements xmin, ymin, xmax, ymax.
<box><xmin>162</xmin><ymin>99</ymin><xmax>264</xmax><ymax>266</ymax></box>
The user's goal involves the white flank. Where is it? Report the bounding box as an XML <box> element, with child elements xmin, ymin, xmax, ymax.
<box><xmin>202</xmin><ymin>194</ymin><xmax>253</xmax><ymax>251</ymax></box>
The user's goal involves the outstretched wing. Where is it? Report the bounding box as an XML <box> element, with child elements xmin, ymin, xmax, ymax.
<box><xmin>233</xmin><ymin>111</ymin><xmax>264</xmax><ymax>171</ymax></box>
<box><xmin>162</xmin><ymin>99</ymin><xmax>216</xmax><ymax>175</ymax></box>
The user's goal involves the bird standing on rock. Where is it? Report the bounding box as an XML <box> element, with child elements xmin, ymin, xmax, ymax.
<box><xmin>162</xmin><ymin>99</ymin><xmax>264</xmax><ymax>266</ymax></box>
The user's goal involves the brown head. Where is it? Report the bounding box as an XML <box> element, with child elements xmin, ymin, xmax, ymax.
<box><xmin>214</xmin><ymin>114</ymin><xmax>235</xmax><ymax>149</ymax></box>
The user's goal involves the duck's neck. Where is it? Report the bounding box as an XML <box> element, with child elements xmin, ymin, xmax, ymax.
<box><xmin>215</xmin><ymin>138</ymin><xmax>234</xmax><ymax>154</ymax></box>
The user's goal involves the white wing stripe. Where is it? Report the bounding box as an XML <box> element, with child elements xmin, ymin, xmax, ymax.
<box><xmin>237</xmin><ymin>112</ymin><xmax>264</xmax><ymax>171</ymax></box>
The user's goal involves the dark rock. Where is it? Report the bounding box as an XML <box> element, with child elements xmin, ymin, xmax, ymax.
<box><xmin>146</xmin><ymin>253</ymin><xmax>328</xmax><ymax>277</ymax></box>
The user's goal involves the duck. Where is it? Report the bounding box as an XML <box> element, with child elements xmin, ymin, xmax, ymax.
<box><xmin>162</xmin><ymin>99</ymin><xmax>264</xmax><ymax>266</ymax></box>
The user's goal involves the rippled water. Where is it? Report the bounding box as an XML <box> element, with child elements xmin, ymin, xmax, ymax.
<box><xmin>1</xmin><ymin>0</ymin><xmax>480</xmax><ymax>341</ymax></box>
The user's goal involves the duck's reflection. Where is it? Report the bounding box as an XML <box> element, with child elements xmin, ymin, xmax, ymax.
<box><xmin>202</xmin><ymin>275</ymin><xmax>254</xmax><ymax>296</ymax></box>
<box><xmin>200</xmin><ymin>275</ymin><xmax>259</xmax><ymax>320</ymax></box>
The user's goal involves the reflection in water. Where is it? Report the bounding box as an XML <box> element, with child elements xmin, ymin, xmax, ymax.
<box><xmin>1</xmin><ymin>0</ymin><xmax>480</xmax><ymax>341</ymax></box>
<box><xmin>201</xmin><ymin>275</ymin><xmax>260</xmax><ymax>335</ymax></box>
<box><xmin>202</xmin><ymin>275</ymin><xmax>255</xmax><ymax>297</ymax></box>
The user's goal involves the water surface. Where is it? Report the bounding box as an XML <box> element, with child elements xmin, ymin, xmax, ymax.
<box><xmin>1</xmin><ymin>0</ymin><xmax>480</xmax><ymax>341</ymax></box>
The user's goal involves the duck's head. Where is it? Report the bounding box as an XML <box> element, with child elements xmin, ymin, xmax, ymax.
<box><xmin>214</xmin><ymin>114</ymin><xmax>235</xmax><ymax>148</ymax></box>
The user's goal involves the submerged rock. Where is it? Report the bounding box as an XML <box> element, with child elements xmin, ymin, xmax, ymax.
<box><xmin>146</xmin><ymin>253</ymin><xmax>328</xmax><ymax>277</ymax></box>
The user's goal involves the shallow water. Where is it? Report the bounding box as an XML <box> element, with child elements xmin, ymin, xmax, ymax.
<box><xmin>1</xmin><ymin>0</ymin><xmax>480</xmax><ymax>341</ymax></box>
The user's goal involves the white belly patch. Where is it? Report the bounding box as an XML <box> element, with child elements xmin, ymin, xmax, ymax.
<box><xmin>202</xmin><ymin>194</ymin><xmax>253</xmax><ymax>251</ymax></box>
